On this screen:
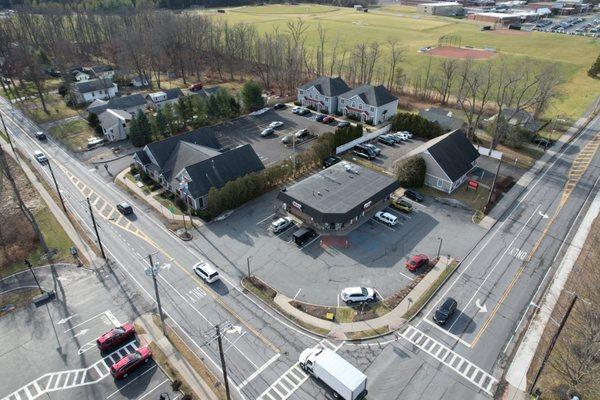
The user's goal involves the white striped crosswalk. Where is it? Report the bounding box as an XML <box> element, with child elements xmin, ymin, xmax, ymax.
<box><xmin>400</xmin><ymin>325</ymin><xmax>497</xmax><ymax>396</ymax></box>
<box><xmin>1</xmin><ymin>342</ymin><xmax>138</xmax><ymax>400</ymax></box>
<box><xmin>256</xmin><ymin>339</ymin><xmax>342</xmax><ymax>400</ymax></box>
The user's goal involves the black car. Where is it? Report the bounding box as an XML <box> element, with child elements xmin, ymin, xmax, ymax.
<box><xmin>531</xmin><ymin>136</ymin><xmax>554</xmax><ymax>148</ymax></box>
<box><xmin>315</xmin><ymin>114</ymin><xmax>326</xmax><ymax>122</ymax></box>
<box><xmin>117</xmin><ymin>202</ymin><xmax>134</xmax><ymax>215</ymax></box>
<box><xmin>433</xmin><ymin>297</ymin><xmax>457</xmax><ymax>325</ymax></box>
<box><xmin>353</xmin><ymin>145</ymin><xmax>376</xmax><ymax>160</ymax></box>
<box><xmin>404</xmin><ymin>189</ymin><xmax>424</xmax><ymax>203</ymax></box>
<box><xmin>293</xmin><ymin>227</ymin><xmax>316</xmax><ymax>246</ymax></box>
<box><xmin>273</xmin><ymin>103</ymin><xmax>286</xmax><ymax>110</ymax></box>
<box><xmin>378</xmin><ymin>135</ymin><xmax>396</xmax><ymax>146</ymax></box>
<box><xmin>323</xmin><ymin>155</ymin><xmax>342</xmax><ymax>168</ymax></box>
<box><xmin>337</xmin><ymin>121</ymin><xmax>350</xmax><ymax>128</ymax></box>
<box><xmin>34</xmin><ymin>131</ymin><xmax>47</xmax><ymax>141</ymax></box>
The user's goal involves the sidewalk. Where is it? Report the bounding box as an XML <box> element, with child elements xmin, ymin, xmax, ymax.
<box><xmin>1</xmin><ymin>138</ymin><xmax>102</xmax><ymax>269</ymax></box>
<box><xmin>135</xmin><ymin>313</ymin><xmax>219</xmax><ymax>400</ymax></box>
<box><xmin>116</xmin><ymin>168</ymin><xmax>204</xmax><ymax>225</ymax></box>
<box><xmin>273</xmin><ymin>256</ymin><xmax>452</xmax><ymax>339</ymax></box>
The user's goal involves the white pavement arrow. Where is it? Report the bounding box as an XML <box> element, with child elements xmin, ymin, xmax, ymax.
<box><xmin>475</xmin><ymin>299</ymin><xmax>488</xmax><ymax>313</ymax></box>
<box><xmin>57</xmin><ymin>315</ymin><xmax>77</xmax><ymax>325</ymax></box>
<box><xmin>539</xmin><ymin>210</ymin><xmax>549</xmax><ymax>219</ymax></box>
<box><xmin>226</xmin><ymin>325</ymin><xmax>243</xmax><ymax>335</ymax></box>
<box><xmin>161</xmin><ymin>263</ymin><xmax>172</xmax><ymax>271</ymax></box>
<box><xmin>72</xmin><ymin>329</ymin><xmax>89</xmax><ymax>338</ymax></box>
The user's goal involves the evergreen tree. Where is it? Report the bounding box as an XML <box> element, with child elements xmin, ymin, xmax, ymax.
<box><xmin>588</xmin><ymin>53</ymin><xmax>600</xmax><ymax>78</ymax></box>
<box><xmin>240</xmin><ymin>81</ymin><xmax>265</xmax><ymax>112</ymax></box>
<box><xmin>162</xmin><ymin>103</ymin><xmax>178</xmax><ymax>134</ymax></box>
<box><xmin>87</xmin><ymin>112</ymin><xmax>103</xmax><ymax>135</ymax></box>
<box><xmin>129</xmin><ymin>114</ymin><xmax>146</xmax><ymax>147</ymax></box>
<box><xmin>152</xmin><ymin>108</ymin><xmax>169</xmax><ymax>138</ymax></box>
<box><xmin>135</xmin><ymin>110</ymin><xmax>151</xmax><ymax>145</ymax></box>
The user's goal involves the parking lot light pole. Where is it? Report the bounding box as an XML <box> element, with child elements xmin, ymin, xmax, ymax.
<box><xmin>24</xmin><ymin>259</ymin><xmax>43</xmax><ymax>294</ymax></box>
<box><xmin>436</xmin><ymin>237</ymin><xmax>443</xmax><ymax>259</ymax></box>
<box><xmin>246</xmin><ymin>256</ymin><xmax>251</xmax><ymax>278</ymax></box>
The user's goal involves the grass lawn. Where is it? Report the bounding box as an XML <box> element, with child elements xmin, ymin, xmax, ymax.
<box><xmin>24</xmin><ymin>92</ymin><xmax>80</xmax><ymax>124</ymax></box>
<box><xmin>420</xmin><ymin>184</ymin><xmax>491</xmax><ymax>212</ymax></box>
<box><xmin>199</xmin><ymin>3</ymin><xmax>600</xmax><ymax>120</ymax></box>
<box><xmin>49</xmin><ymin>119</ymin><xmax>97</xmax><ymax>152</ymax></box>
<box><xmin>0</xmin><ymin>288</ymin><xmax>41</xmax><ymax>316</ymax></box>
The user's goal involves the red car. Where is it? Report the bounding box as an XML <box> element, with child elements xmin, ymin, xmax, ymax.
<box><xmin>110</xmin><ymin>347</ymin><xmax>152</xmax><ymax>379</ymax></box>
<box><xmin>188</xmin><ymin>83</ymin><xmax>203</xmax><ymax>92</ymax></box>
<box><xmin>405</xmin><ymin>254</ymin><xmax>429</xmax><ymax>272</ymax></box>
<box><xmin>96</xmin><ymin>323</ymin><xmax>135</xmax><ymax>351</ymax></box>
<box><xmin>322</xmin><ymin>116</ymin><xmax>335</xmax><ymax>124</ymax></box>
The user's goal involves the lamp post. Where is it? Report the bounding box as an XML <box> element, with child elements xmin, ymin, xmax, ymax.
<box><xmin>436</xmin><ymin>237</ymin><xmax>443</xmax><ymax>259</ymax></box>
<box><xmin>145</xmin><ymin>253</ymin><xmax>167</xmax><ymax>335</ymax></box>
<box><xmin>24</xmin><ymin>259</ymin><xmax>43</xmax><ymax>294</ymax></box>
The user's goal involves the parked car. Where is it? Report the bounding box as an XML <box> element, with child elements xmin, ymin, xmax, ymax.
<box><xmin>405</xmin><ymin>254</ymin><xmax>429</xmax><ymax>272</ymax></box>
<box><xmin>110</xmin><ymin>347</ymin><xmax>152</xmax><ymax>379</ymax></box>
<box><xmin>271</xmin><ymin>217</ymin><xmax>293</xmax><ymax>233</ymax></box>
<box><xmin>297</xmin><ymin>107</ymin><xmax>311</xmax><ymax>116</ymax></box>
<box><xmin>96</xmin><ymin>323</ymin><xmax>136</xmax><ymax>351</ymax></box>
<box><xmin>281</xmin><ymin>134</ymin><xmax>293</xmax><ymax>145</ymax></box>
<box><xmin>391</xmin><ymin>198</ymin><xmax>412</xmax><ymax>213</ymax></box>
<box><xmin>337</xmin><ymin>121</ymin><xmax>350</xmax><ymax>128</ymax></box>
<box><xmin>323</xmin><ymin>156</ymin><xmax>342</xmax><ymax>168</ymax></box>
<box><xmin>353</xmin><ymin>144</ymin><xmax>376</xmax><ymax>160</ymax></box>
<box><xmin>374</xmin><ymin>211</ymin><xmax>398</xmax><ymax>226</ymax></box>
<box><xmin>273</xmin><ymin>103</ymin><xmax>286</xmax><ymax>110</ymax></box>
<box><xmin>293</xmin><ymin>227</ymin><xmax>316</xmax><ymax>246</ymax></box>
<box><xmin>117</xmin><ymin>202</ymin><xmax>133</xmax><ymax>215</ymax></box>
<box><xmin>269</xmin><ymin>121</ymin><xmax>284</xmax><ymax>129</ymax></box>
<box><xmin>193</xmin><ymin>261</ymin><xmax>220</xmax><ymax>283</ymax></box>
<box><xmin>363</xmin><ymin>143</ymin><xmax>381</xmax><ymax>156</ymax></box>
<box><xmin>292</xmin><ymin>106</ymin><xmax>302</xmax><ymax>114</ymax></box>
<box><xmin>433</xmin><ymin>297</ymin><xmax>458</xmax><ymax>325</ymax></box>
<box><xmin>33</xmin><ymin>150</ymin><xmax>47</xmax><ymax>164</ymax></box>
<box><xmin>295</xmin><ymin>128</ymin><xmax>309</xmax><ymax>139</ymax></box>
<box><xmin>378</xmin><ymin>135</ymin><xmax>396</xmax><ymax>146</ymax></box>
<box><xmin>391</xmin><ymin>132</ymin><xmax>409</xmax><ymax>141</ymax></box>
<box><xmin>260</xmin><ymin>128</ymin><xmax>275</xmax><ymax>137</ymax></box>
<box><xmin>315</xmin><ymin>114</ymin><xmax>326</xmax><ymax>122</ymax></box>
<box><xmin>401</xmin><ymin>131</ymin><xmax>413</xmax><ymax>139</ymax></box>
<box><xmin>387</xmin><ymin>133</ymin><xmax>404</xmax><ymax>144</ymax></box>
<box><xmin>34</xmin><ymin>131</ymin><xmax>47</xmax><ymax>141</ymax></box>
<box><xmin>322</xmin><ymin>116</ymin><xmax>335</xmax><ymax>124</ymax></box>
<box><xmin>340</xmin><ymin>287</ymin><xmax>376</xmax><ymax>304</ymax></box>
<box><xmin>404</xmin><ymin>189</ymin><xmax>424</xmax><ymax>202</ymax></box>
<box><xmin>188</xmin><ymin>83</ymin><xmax>203</xmax><ymax>92</ymax></box>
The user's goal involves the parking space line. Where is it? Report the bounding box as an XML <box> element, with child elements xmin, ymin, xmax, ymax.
<box><xmin>63</xmin><ymin>310</ymin><xmax>112</xmax><ymax>333</ymax></box>
<box><xmin>299</xmin><ymin>234</ymin><xmax>321</xmax><ymax>250</ymax></box>
<box><xmin>106</xmin><ymin>365</ymin><xmax>158</xmax><ymax>399</ymax></box>
<box><xmin>136</xmin><ymin>379</ymin><xmax>170</xmax><ymax>400</ymax></box>
<box><xmin>370</xmin><ymin>217</ymin><xmax>397</xmax><ymax>232</ymax></box>
<box><xmin>398</xmin><ymin>270</ymin><xmax>415</xmax><ymax>281</ymax></box>
<box><xmin>293</xmin><ymin>288</ymin><xmax>302</xmax><ymax>300</ymax></box>
<box><xmin>256</xmin><ymin>213</ymin><xmax>277</xmax><ymax>225</ymax></box>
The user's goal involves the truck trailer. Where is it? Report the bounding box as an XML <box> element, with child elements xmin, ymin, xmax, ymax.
<box><xmin>299</xmin><ymin>346</ymin><xmax>367</xmax><ymax>400</ymax></box>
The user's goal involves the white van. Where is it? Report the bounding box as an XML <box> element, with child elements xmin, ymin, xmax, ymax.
<box><xmin>375</xmin><ymin>211</ymin><xmax>398</xmax><ymax>226</ymax></box>
<box><xmin>193</xmin><ymin>261</ymin><xmax>220</xmax><ymax>283</ymax></box>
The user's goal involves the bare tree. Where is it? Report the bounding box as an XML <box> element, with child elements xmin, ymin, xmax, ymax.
<box><xmin>435</xmin><ymin>59</ymin><xmax>459</xmax><ymax>105</ymax></box>
<box><xmin>455</xmin><ymin>59</ymin><xmax>493</xmax><ymax>141</ymax></box>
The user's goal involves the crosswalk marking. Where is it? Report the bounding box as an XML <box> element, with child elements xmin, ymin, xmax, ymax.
<box><xmin>256</xmin><ymin>339</ymin><xmax>342</xmax><ymax>400</ymax></box>
<box><xmin>400</xmin><ymin>325</ymin><xmax>497</xmax><ymax>396</ymax></box>
<box><xmin>2</xmin><ymin>342</ymin><xmax>138</xmax><ymax>400</ymax></box>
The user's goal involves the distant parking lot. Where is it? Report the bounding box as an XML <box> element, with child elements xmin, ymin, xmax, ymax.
<box><xmin>190</xmin><ymin>187</ymin><xmax>486</xmax><ymax>306</ymax></box>
<box><xmin>352</xmin><ymin>136</ymin><xmax>426</xmax><ymax>173</ymax></box>
<box><xmin>527</xmin><ymin>13</ymin><xmax>600</xmax><ymax>36</ymax></box>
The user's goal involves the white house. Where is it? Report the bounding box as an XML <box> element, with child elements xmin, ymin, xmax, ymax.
<box><xmin>98</xmin><ymin>109</ymin><xmax>132</xmax><ymax>142</ymax></box>
<box><xmin>72</xmin><ymin>70</ymin><xmax>91</xmax><ymax>82</ymax></box>
<box><xmin>297</xmin><ymin>77</ymin><xmax>351</xmax><ymax>114</ymax></box>
<box><xmin>71</xmin><ymin>78</ymin><xmax>118</xmax><ymax>105</ymax></box>
<box><xmin>145</xmin><ymin>88</ymin><xmax>185</xmax><ymax>109</ymax></box>
<box><xmin>84</xmin><ymin>65</ymin><xmax>115</xmax><ymax>80</ymax></box>
<box><xmin>337</xmin><ymin>84</ymin><xmax>398</xmax><ymax>125</ymax></box>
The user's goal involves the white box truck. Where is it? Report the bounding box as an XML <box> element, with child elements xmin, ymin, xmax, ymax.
<box><xmin>299</xmin><ymin>346</ymin><xmax>367</xmax><ymax>400</ymax></box>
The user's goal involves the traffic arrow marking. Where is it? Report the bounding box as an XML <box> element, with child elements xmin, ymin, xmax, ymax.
<box><xmin>539</xmin><ymin>210</ymin><xmax>549</xmax><ymax>219</ymax></box>
<box><xmin>226</xmin><ymin>325</ymin><xmax>243</xmax><ymax>335</ymax></box>
<box><xmin>72</xmin><ymin>329</ymin><xmax>89</xmax><ymax>338</ymax></box>
<box><xmin>57</xmin><ymin>314</ymin><xmax>77</xmax><ymax>325</ymax></box>
<box><xmin>475</xmin><ymin>299</ymin><xmax>488</xmax><ymax>313</ymax></box>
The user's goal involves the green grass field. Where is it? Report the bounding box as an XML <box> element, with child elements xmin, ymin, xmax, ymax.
<box><xmin>196</xmin><ymin>3</ymin><xmax>600</xmax><ymax>120</ymax></box>
<box><xmin>49</xmin><ymin>119</ymin><xmax>96</xmax><ymax>152</ymax></box>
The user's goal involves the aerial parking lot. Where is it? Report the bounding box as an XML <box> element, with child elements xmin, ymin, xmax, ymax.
<box><xmin>190</xmin><ymin>187</ymin><xmax>487</xmax><ymax>306</ymax></box>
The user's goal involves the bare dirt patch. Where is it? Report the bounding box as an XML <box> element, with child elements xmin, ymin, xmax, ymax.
<box><xmin>425</xmin><ymin>46</ymin><xmax>496</xmax><ymax>60</ymax></box>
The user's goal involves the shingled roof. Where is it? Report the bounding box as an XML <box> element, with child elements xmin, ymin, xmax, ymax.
<box><xmin>73</xmin><ymin>78</ymin><xmax>114</xmax><ymax>94</ymax></box>
<box><xmin>339</xmin><ymin>84</ymin><xmax>397</xmax><ymax>107</ymax></box>
<box><xmin>299</xmin><ymin>76</ymin><xmax>351</xmax><ymax>97</ymax></box>
<box><xmin>87</xmin><ymin>94</ymin><xmax>146</xmax><ymax>115</ymax></box>
<box><xmin>427</xmin><ymin>130</ymin><xmax>479</xmax><ymax>181</ymax></box>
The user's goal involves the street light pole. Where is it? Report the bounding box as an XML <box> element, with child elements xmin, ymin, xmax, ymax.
<box><xmin>246</xmin><ymin>256</ymin><xmax>251</xmax><ymax>278</ymax></box>
<box><xmin>87</xmin><ymin>197</ymin><xmax>106</xmax><ymax>259</ymax></box>
<box><xmin>24</xmin><ymin>259</ymin><xmax>43</xmax><ymax>294</ymax></box>
<box><xmin>0</xmin><ymin>110</ymin><xmax>16</xmax><ymax>155</ymax></box>
<box><xmin>47</xmin><ymin>159</ymin><xmax>67</xmax><ymax>213</ymax></box>
<box><xmin>216</xmin><ymin>324</ymin><xmax>232</xmax><ymax>400</ymax></box>
<box><xmin>147</xmin><ymin>253</ymin><xmax>166</xmax><ymax>335</ymax></box>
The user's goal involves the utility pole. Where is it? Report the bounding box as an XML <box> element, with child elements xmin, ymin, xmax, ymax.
<box><xmin>436</xmin><ymin>237</ymin><xmax>443</xmax><ymax>259</ymax></box>
<box><xmin>24</xmin><ymin>259</ymin><xmax>43</xmax><ymax>294</ymax></box>
<box><xmin>146</xmin><ymin>253</ymin><xmax>166</xmax><ymax>335</ymax></box>
<box><xmin>246</xmin><ymin>256</ymin><xmax>251</xmax><ymax>278</ymax></box>
<box><xmin>484</xmin><ymin>155</ymin><xmax>502</xmax><ymax>214</ymax></box>
<box><xmin>47</xmin><ymin>159</ymin><xmax>67</xmax><ymax>213</ymax></box>
<box><xmin>87</xmin><ymin>197</ymin><xmax>106</xmax><ymax>259</ymax></box>
<box><xmin>0</xmin><ymin>111</ymin><xmax>16</xmax><ymax>155</ymax></box>
<box><xmin>529</xmin><ymin>294</ymin><xmax>578</xmax><ymax>394</ymax></box>
<box><xmin>216</xmin><ymin>324</ymin><xmax>232</xmax><ymax>400</ymax></box>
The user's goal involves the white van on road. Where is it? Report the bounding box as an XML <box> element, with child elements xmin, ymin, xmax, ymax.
<box><xmin>193</xmin><ymin>261</ymin><xmax>220</xmax><ymax>283</ymax></box>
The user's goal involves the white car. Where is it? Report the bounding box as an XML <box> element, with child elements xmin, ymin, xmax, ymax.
<box><xmin>295</xmin><ymin>128</ymin><xmax>309</xmax><ymax>138</ymax></box>
<box><xmin>260</xmin><ymin>128</ymin><xmax>275</xmax><ymax>137</ymax></box>
<box><xmin>394</xmin><ymin>132</ymin><xmax>410</xmax><ymax>141</ymax></box>
<box><xmin>269</xmin><ymin>121</ymin><xmax>284</xmax><ymax>129</ymax></box>
<box><xmin>271</xmin><ymin>217</ymin><xmax>293</xmax><ymax>233</ymax></box>
<box><xmin>193</xmin><ymin>261</ymin><xmax>220</xmax><ymax>283</ymax></box>
<box><xmin>292</xmin><ymin>106</ymin><xmax>302</xmax><ymax>114</ymax></box>
<box><xmin>401</xmin><ymin>131</ymin><xmax>413</xmax><ymax>139</ymax></box>
<box><xmin>375</xmin><ymin>211</ymin><xmax>398</xmax><ymax>226</ymax></box>
<box><xmin>33</xmin><ymin>150</ymin><xmax>47</xmax><ymax>163</ymax></box>
<box><xmin>340</xmin><ymin>287</ymin><xmax>376</xmax><ymax>304</ymax></box>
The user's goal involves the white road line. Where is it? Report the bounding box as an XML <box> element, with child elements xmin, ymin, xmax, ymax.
<box><xmin>239</xmin><ymin>353</ymin><xmax>281</xmax><ymax>389</ymax></box>
<box><xmin>299</xmin><ymin>234</ymin><xmax>321</xmax><ymax>250</ymax></box>
<box><xmin>106</xmin><ymin>365</ymin><xmax>157</xmax><ymax>399</ymax></box>
<box><xmin>256</xmin><ymin>213</ymin><xmax>276</xmax><ymax>225</ymax></box>
<box><xmin>136</xmin><ymin>378</ymin><xmax>170</xmax><ymax>400</ymax></box>
<box><xmin>63</xmin><ymin>310</ymin><xmax>110</xmax><ymax>333</ymax></box>
<box><xmin>293</xmin><ymin>288</ymin><xmax>302</xmax><ymax>300</ymax></box>
<box><xmin>398</xmin><ymin>270</ymin><xmax>415</xmax><ymax>281</ymax></box>
<box><xmin>421</xmin><ymin>318</ymin><xmax>472</xmax><ymax>348</ymax></box>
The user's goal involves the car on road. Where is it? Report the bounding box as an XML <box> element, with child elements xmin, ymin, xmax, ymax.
<box><xmin>433</xmin><ymin>297</ymin><xmax>457</xmax><ymax>325</ymax></box>
<box><xmin>271</xmin><ymin>217</ymin><xmax>293</xmax><ymax>233</ymax></box>
<box><xmin>110</xmin><ymin>347</ymin><xmax>152</xmax><ymax>379</ymax></box>
<box><xmin>391</xmin><ymin>198</ymin><xmax>412</xmax><ymax>213</ymax></box>
<box><xmin>405</xmin><ymin>254</ymin><xmax>429</xmax><ymax>272</ymax></box>
<box><xmin>404</xmin><ymin>189</ymin><xmax>424</xmax><ymax>203</ymax></box>
<box><xmin>322</xmin><ymin>116</ymin><xmax>335</xmax><ymax>124</ymax></box>
<box><xmin>340</xmin><ymin>287</ymin><xmax>376</xmax><ymax>304</ymax></box>
<box><xmin>34</xmin><ymin>131</ymin><xmax>47</xmax><ymax>141</ymax></box>
<box><xmin>378</xmin><ymin>135</ymin><xmax>396</xmax><ymax>146</ymax></box>
<box><xmin>363</xmin><ymin>143</ymin><xmax>381</xmax><ymax>156</ymax></box>
<box><xmin>260</xmin><ymin>128</ymin><xmax>275</xmax><ymax>137</ymax></box>
<box><xmin>315</xmin><ymin>114</ymin><xmax>326</xmax><ymax>122</ymax></box>
<box><xmin>292</xmin><ymin>106</ymin><xmax>302</xmax><ymax>114</ymax></box>
<box><xmin>117</xmin><ymin>201</ymin><xmax>133</xmax><ymax>215</ymax></box>
<box><xmin>193</xmin><ymin>260</ymin><xmax>221</xmax><ymax>283</ymax></box>
<box><xmin>188</xmin><ymin>83</ymin><xmax>203</xmax><ymax>92</ymax></box>
<box><xmin>352</xmin><ymin>144</ymin><xmax>376</xmax><ymax>160</ymax></box>
<box><xmin>337</xmin><ymin>121</ymin><xmax>350</xmax><ymax>128</ymax></box>
<box><xmin>273</xmin><ymin>103</ymin><xmax>286</xmax><ymax>110</ymax></box>
<box><xmin>295</xmin><ymin>128</ymin><xmax>309</xmax><ymax>139</ymax></box>
<box><xmin>323</xmin><ymin>155</ymin><xmax>341</xmax><ymax>168</ymax></box>
<box><xmin>374</xmin><ymin>211</ymin><xmax>398</xmax><ymax>226</ymax></box>
<box><xmin>96</xmin><ymin>323</ymin><xmax>136</xmax><ymax>351</ymax></box>
<box><xmin>269</xmin><ymin>121</ymin><xmax>284</xmax><ymax>129</ymax></box>
<box><xmin>33</xmin><ymin>150</ymin><xmax>47</xmax><ymax>164</ymax></box>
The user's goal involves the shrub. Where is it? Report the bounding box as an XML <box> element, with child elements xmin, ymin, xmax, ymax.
<box><xmin>391</xmin><ymin>113</ymin><xmax>444</xmax><ymax>140</ymax></box>
<box><xmin>334</xmin><ymin>124</ymin><xmax>362</xmax><ymax>148</ymax></box>
<box><xmin>129</xmin><ymin>164</ymin><xmax>139</xmax><ymax>175</ymax></box>
<box><xmin>174</xmin><ymin>197</ymin><xmax>188</xmax><ymax>213</ymax></box>
<box><xmin>396</xmin><ymin>155</ymin><xmax>426</xmax><ymax>188</ymax></box>
<box><xmin>293</xmin><ymin>101</ymin><xmax>302</xmax><ymax>106</ymax></box>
